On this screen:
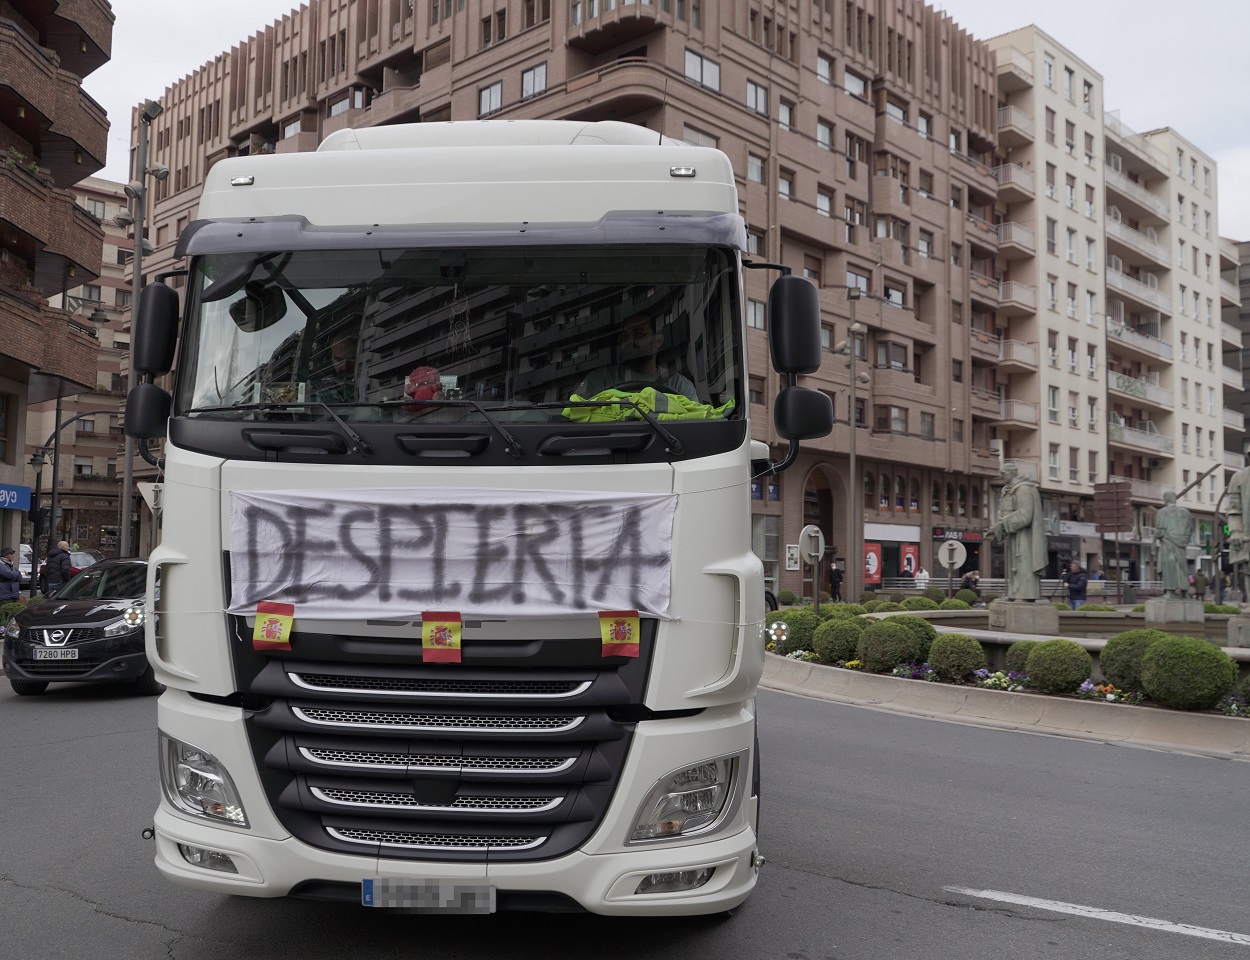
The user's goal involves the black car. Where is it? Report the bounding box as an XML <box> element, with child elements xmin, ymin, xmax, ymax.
<box><xmin>2</xmin><ymin>558</ymin><xmax>162</xmax><ymax>697</ymax></box>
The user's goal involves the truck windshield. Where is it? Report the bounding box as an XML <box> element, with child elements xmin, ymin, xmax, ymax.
<box><xmin>176</xmin><ymin>245</ymin><xmax>742</xmax><ymax>425</ymax></box>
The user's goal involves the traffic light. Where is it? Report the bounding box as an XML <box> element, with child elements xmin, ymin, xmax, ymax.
<box><xmin>31</xmin><ymin>506</ymin><xmax>50</xmax><ymax>535</ymax></box>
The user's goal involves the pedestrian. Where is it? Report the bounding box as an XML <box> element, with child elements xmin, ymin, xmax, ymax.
<box><xmin>828</xmin><ymin>564</ymin><xmax>843</xmax><ymax>603</ymax></box>
<box><xmin>959</xmin><ymin>569</ymin><xmax>980</xmax><ymax>598</ymax></box>
<box><xmin>1192</xmin><ymin>570</ymin><xmax>1208</xmax><ymax>601</ymax></box>
<box><xmin>44</xmin><ymin>539</ymin><xmax>72</xmax><ymax>594</ymax></box>
<box><xmin>1065</xmin><ymin>561</ymin><xmax>1088</xmax><ymax>611</ymax></box>
<box><xmin>914</xmin><ymin>565</ymin><xmax>930</xmax><ymax>588</ymax></box>
<box><xmin>0</xmin><ymin>547</ymin><xmax>19</xmax><ymax>603</ymax></box>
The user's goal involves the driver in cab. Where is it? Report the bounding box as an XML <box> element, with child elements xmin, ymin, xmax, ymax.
<box><xmin>581</xmin><ymin>312</ymin><xmax>698</xmax><ymax>401</ymax></box>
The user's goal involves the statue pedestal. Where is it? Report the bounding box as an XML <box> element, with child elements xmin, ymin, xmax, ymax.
<box><xmin>1144</xmin><ymin>597</ymin><xmax>1205</xmax><ymax>632</ymax></box>
<box><xmin>1227</xmin><ymin>616</ymin><xmax>1250</xmax><ymax>648</ymax></box>
<box><xmin>988</xmin><ymin>599</ymin><xmax>1059</xmax><ymax>636</ymax></box>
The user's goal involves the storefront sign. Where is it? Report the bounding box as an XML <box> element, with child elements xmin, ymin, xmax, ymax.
<box><xmin>932</xmin><ymin>527</ymin><xmax>983</xmax><ymax>542</ymax></box>
<box><xmin>0</xmin><ymin>482</ymin><xmax>31</xmax><ymax>511</ymax></box>
<box><xmin>864</xmin><ymin>543</ymin><xmax>882</xmax><ymax>585</ymax></box>
<box><xmin>900</xmin><ymin>544</ymin><xmax>919</xmax><ymax>575</ymax></box>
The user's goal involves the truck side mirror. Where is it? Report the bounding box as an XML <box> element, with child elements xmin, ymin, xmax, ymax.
<box><xmin>125</xmin><ymin>381</ymin><xmax>172</xmax><ymax>440</ymax></box>
<box><xmin>775</xmin><ymin>386</ymin><xmax>833</xmax><ymax>440</ymax></box>
<box><xmin>767</xmin><ymin>274</ymin><xmax>821</xmax><ymax>374</ymax></box>
<box><xmin>132</xmin><ymin>283</ymin><xmax>180</xmax><ymax>376</ymax></box>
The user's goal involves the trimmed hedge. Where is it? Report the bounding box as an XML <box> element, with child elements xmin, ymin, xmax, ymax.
<box><xmin>855</xmin><ymin>621</ymin><xmax>922</xmax><ymax>673</ymax></box>
<box><xmin>938</xmin><ymin>598</ymin><xmax>971</xmax><ymax>611</ymax></box>
<box><xmin>1204</xmin><ymin>603</ymin><xmax>1240</xmax><ymax>615</ymax></box>
<box><xmin>929</xmin><ymin>633</ymin><xmax>986</xmax><ymax>681</ymax></box>
<box><xmin>862</xmin><ymin>600</ymin><xmax>883</xmax><ymax>613</ymax></box>
<box><xmin>1004</xmin><ymin>640</ymin><xmax>1040</xmax><ymax>675</ymax></box>
<box><xmin>874</xmin><ymin>601</ymin><xmax>904</xmax><ymax>613</ymax></box>
<box><xmin>1100</xmin><ymin>629</ymin><xmax>1172</xmax><ymax>692</ymax></box>
<box><xmin>777</xmin><ymin>590</ymin><xmax>798</xmax><ymax>606</ymax></box>
<box><xmin>1025</xmin><ymin>639</ymin><xmax>1093</xmax><ymax>695</ymax></box>
<box><xmin>1140</xmin><ymin>636</ymin><xmax>1238</xmax><ymax>710</ymax></box>
<box><xmin>901</xmin><ymin>596</ymin><xmax>939</xmax><ymax>611</ymax></box>
<box><xmin>955</xmin><ymin>589</ymin><xmax>978</xmax><ymax>605</ymax></box>
<box><xmin>812</xmin><ymin>617</ymin><xmax>865</xmax><ymax>664</ymax></box>
<box><xmin>882</xmin><ymin>615</ymin><xmax>938</xmax><ymax>662</ymax></box>
<box><xmin>827</xmin><ymin>603</ymin><xmax>867</xmax><ymax>618</ymax></box>
<box><xmin>859</xmin><ymin>591</ymin><xmax>877</xmax><ymax>604</ymax></box>
<box><xmin>889</xmin><ymin>592</ymin><xmax>906</xmax><ymax>604</ymax></box>
<box><xmin>1076</xmin><ymin>604</ymin><xmax>1116</xmax><ymax>612</ymax></box>
<box><xmin>923</xmin><ymin>587</ymin><xmax>945</xmax><ymax>603</ymax></box>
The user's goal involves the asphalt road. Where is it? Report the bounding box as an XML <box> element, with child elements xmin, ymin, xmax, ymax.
<box><xmin>1</xmin><ymin>682</ymin><xmax>1246</xmax><ymax>960</ymax></box>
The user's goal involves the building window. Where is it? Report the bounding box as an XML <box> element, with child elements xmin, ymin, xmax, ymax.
<box><xmin>816</xmin><ymin>190</ymin><xmax>832</xmax><ymax>217</ymax></box>
<box><xmin>283</xmin><ymin>117</ymin><xmax>302</xmax><ymax>138</ymax></box>
<box><xmin>75</xmin><ymin>418</ymin><xmax>95</xmax><ymax>435</ymax></box>
<box><xmin>882</xmin><ymin>280</ymin><xmax>905</xmax><ymax>306</ymax></box>
<box><xmin>778</xmin><ymin>99</ymin><xmax>793</xmax><ymax>129</ymax></box>
<box><xmin>846</xmin><ymin>268</ymin><xmax>869</xmax><ymax>295</ymax></box>
<box><xmin>478</xmin><ymin>81</ymin><xmax>502</xmax><ymax>116</ymax></box>
<box><xmin>875</xmin><ymin>405</ymin><xmax>907</xmax><ymax>434</ymax></box>
<box><xmin>816</xmin><ymin>53</ymin><xmax>833</xmax><ymax>83</ymax></box>
<box><xmin>1048</xmin><ymin>444</ymin><xmax>1060</xmax><ymax>481</ymax></box>
<box><xmin>747</xmin><ymin>299</ymin><xmax>766</xmax><ymax>330</ymax></box>
<box><xmin>83</xmin><ymin>198</ymin><xmax>106</xmax><ymax>219</ymax></box>
<box><xmin>747</xmin><ymin>154</ymin><xmax>765</xmax><ymax>183</ymax></box>
<box><xmin>816</xmin><ymin>120</ymin><xmax>833</xmax><ymax>151</ymax></box>
<box><xmin>917</xmin><ymin>112</ymin><xmax>931</xmax><ymax>138</ymax></box>
<box><xmin>684</xmin><ymin>50</ymin><xmax>720</xmax><ymax>90</ymax></box>
<box><xmin>746</xmin><ymin>80</ymin><xmax>768</xmax><ymax>115</ymax></box>
<box><xmin>682</xmin><ymin>124</ymin><xmax>717</xmax><ymax>148</ymax></box>
<box><xmin>74</xmin><ymin>456</ymin><xmax>94</xmax><ymax>477</ymax></box>
<box><xmin>918</xmin><ymin>230</ymin><xmax>933</xmax><ymax>259</ymax></box>
<box><xmin>777</xmin><ymin>170</ymin><xmax>793</xmax><ymax>200</ymax></box>
<box><xmin>921</xmin><ymin>412</ymin><xmax>935</xmax><ymax>439</ymax></box>
<box><xmin>81</xmin><ymin>284</ymin><xmax>101</xmax><ymax>302</ymax></box>
<box><xmin>749</xmin><ymin>376</ymin><xmax>765</xmax><ymax>404</ymax></box>
<box><xmin>802</xmin><ymin>254</ymin><xmax>821</xmax><ymax>285</ymax></box>
<box><xmin>327</xmin><ymin>95</ymin><xmax>350</xmax><ymax>118</ymax></box>
<box><xmin>521</xmin><ymin>63</ymin><xmax>547</xmax><ymax>98</ymax></box>
<box><xmin>844</xmin><ymin>69</ymin><xmax>867</xmax><ymax>98</ymax></box>
<box><xmin>844</xmin><ymin>198</ymin><xmax>865</xmax><ymax>243</ymax></box>
<box><xmin>951</xmin><ymin>359</ymin><xmax>963</xmax><ymax>383</ymax></box>
<box><xmin>746</xmin><ymin>230</ymin><xmax>763</xmax><ymax>255</ymax></box>
<box><xmin>952</xmin><ymin>418</ymin><xmax>963</xmax><ymax>443</ymax></box>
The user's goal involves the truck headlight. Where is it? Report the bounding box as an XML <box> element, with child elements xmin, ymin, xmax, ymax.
<box><xmin>628</xmin><ymin>755</ymin><xmax>740</xmax><ymax>843</ymax></box>
<box><xmin>102</xmin><ymin>606</ymin><xmax>146</xmax><ymax>637</ymax></box>
<box><xmin>159</xmin><ymin>733</ymin><xmax>249</xmax><ymax>827</ymax></box>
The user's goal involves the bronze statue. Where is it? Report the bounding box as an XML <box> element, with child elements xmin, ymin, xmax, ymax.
<box><xmin>986</xmin><ymin>464</ymin><xmax>1046</xmax><ymax>601</ymax></box>
<box><xmin>1154</xmin><ymin>491</ymin><xmax>1193</xmax><ymax>599</ymax></box>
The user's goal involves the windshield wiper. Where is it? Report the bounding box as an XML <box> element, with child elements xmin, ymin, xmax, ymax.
<box><xmin>562</xmin><ymin>398</ymin><xmax>685</xmax><ymax>456</ymax></box>
<box><xmin>188</xmin><ymin>401</ymin><xmax>372</xmax><ymax>455</ymax></box>
<box><xmin>363</xmin><ymin>399</ymin><xmax>523</xmax><ymax>457</ymax></box>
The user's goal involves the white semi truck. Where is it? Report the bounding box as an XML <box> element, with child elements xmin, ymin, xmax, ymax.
<box><xmin>126</xmin><ymin>120</ymin><xmax>831</xmax><ymax>915</ymax></box>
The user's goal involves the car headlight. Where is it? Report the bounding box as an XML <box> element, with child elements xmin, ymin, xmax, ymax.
<box><xmin>159</xmin><ymin>733</ymin><xmax>249</xmax><ymax>828</ymax></box>
<box><xmin>628</xmin><ymin>755</ymin><xmax>740</xmax><ymax>843</ymax></box>
<box><xmin>3</xmin><ymin>617</ymin><xmax>18</xmax><ymax>640</ymax></box>
<box><xmin>102</xmin><ymin>606</ymin><xmax>146</xmax><ymax>637</ymax></box>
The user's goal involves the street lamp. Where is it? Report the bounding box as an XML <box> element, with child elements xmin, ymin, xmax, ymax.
<box><xmin>835</xmin><ymin>287</ymin><xmax>865</xmax><ymax>600</ymax></box>
<box><xmin>27</xmin><ymin>450</ymin><xmax>45</xmax><ymax>595</ymax></box>
<box><xmin>120</xmin><ymin>98</ymin><xmax>164</xmax><ymax>557</ymax></box>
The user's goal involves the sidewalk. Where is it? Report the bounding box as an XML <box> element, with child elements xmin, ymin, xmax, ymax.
<box><xmin>761</xmin><ymin>654</ymin><xmax>1250</xmax><ymax>762</ymax></box>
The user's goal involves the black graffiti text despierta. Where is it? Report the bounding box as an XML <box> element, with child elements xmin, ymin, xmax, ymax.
<box><xmin>234</xmin><ymin>498</ymin><xmax>670</xmax><ymax>613</ymax></box>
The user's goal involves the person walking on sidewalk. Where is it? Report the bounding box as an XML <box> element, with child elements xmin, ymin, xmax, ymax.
<box><xmin>1066</xmin><ymin>561</ymin><xmax>1088</xmax><ymax>610</ymax></box>
<box><xmin>0</xmin><ymin>547</ymin><xmax>19</xmax><ymax>603</ymax></box>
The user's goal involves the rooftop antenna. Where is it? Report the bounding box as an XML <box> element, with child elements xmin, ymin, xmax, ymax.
<box><xmin>658</xmin><ymin>79</ymin><xmax>668</xmax><ymax>145</ymax></box>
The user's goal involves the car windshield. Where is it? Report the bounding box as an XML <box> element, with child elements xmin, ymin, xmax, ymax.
<box><xmin>175</xmin><ymin>245</ymin><xmax>741</xmax><ymax>425</ymax></box>
<box><xmin>56</xmin><ymin>565</ymin><xmax>146</xmax><ymax>601</ymax></box>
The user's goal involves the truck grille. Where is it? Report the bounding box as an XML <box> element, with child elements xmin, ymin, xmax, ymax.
<box><xmin>237</xmin><ymin>620</ymin><xmax>654</xmax><ymax>863</ymax></box>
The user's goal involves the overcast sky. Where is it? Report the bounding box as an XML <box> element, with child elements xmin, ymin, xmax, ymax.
<box><xmin>89</xmin><ymin>0</ymin><xmax>1250</xmax><ymax>240</ymax></box>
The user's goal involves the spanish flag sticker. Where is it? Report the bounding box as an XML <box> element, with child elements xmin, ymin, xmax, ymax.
<box><xmin>253</xmin><ymin>601</ymin><xmax>295</xmax><ymax>651</ymax></box>
<box><xmin>599</xmin><ymin>610</ymin><xmax>640</xmax><ymax>658</ymax></box>
<box><xmin>422</xmin><ymin>611</ymin><xmax>462</xmax><ymax>663</ymax></box>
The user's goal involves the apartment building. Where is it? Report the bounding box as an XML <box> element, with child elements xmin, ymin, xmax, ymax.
<box><xmin>986</xmin><ymin>26</ymin><xmax>1241</xmax><ymax>581</ymax></box>
<box><xmin>129</xmin><ymin>0</ymin><xmax>1003</xmax><ymax>595</ymax></box>
<box><xmin>0</xmin><ymin>1</ymin><xmax>112</xmax><ymax>549</ymax></box>
<box><xmin>24</xmin><ymin>177</ymin><xmax>134</xmax><ymax>555</ymax></box>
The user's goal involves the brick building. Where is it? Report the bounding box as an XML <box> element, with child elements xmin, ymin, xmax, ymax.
<box><xmin>0</xmin><ymin>0</ymin><xmax>113</xmax><ymax>551</ymax></box>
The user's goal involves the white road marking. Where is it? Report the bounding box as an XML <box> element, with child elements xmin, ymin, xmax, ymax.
<box><xmin>944</xmin><ymin>887</ymin><xmax>1250</xmax><ymax>946</ymax></box>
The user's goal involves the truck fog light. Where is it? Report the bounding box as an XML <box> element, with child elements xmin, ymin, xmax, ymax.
<box><xmin>178</xmin><ymin>843</ymin><xmax>239</xmax><ymax>874</ymax></box>
<box><xmin>635</xmin><ymin>868</ymin><xmax>714</xmax><ymax>895</ymax></box>
<box><xmin>629</xmin><ymin>755</ymin><xmax>739</xmax><ymax>843</ymax></box>
<box><xmin>767</xmin><ymin>621</ymin><xmax>788</xmax><ymax>645</ymax></box>
<box><xmin>160</xmin><ymin>733</ymin><xmax>250</xmax><ymax>827</ymax></box>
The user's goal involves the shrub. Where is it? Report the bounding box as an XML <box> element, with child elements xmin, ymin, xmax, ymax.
<box><xmin>1077</xmin><ymin>604</ymin><xmax>1116</xmax><ymax>612</ymax></box>
<box><xmin>856</xmin><ymin>620</ymin><xmax>922</xmax><ymax>673</ymax></box>
<box><xmin>1100</xmin><ymin>629</ymin><xmax>1172</xmax><ymax>691</ymax></box>
<box><xmin>827</xmin><ymin>603</ymin><xmax>866</xmax><ymax>618</ymax></box>
<box><xmin>859</xmin><ymin>591</ymin><xmax>877</xmax><ymax>604</ymax></box>
<box><xmin>1141</xmin><ymin>636</ymin><xmax>1238</xmax><ymax>710</ymax></box>
<box><xmin>889</xmin><ymin>592</ymin><xmax>905</xmax><ymax>604</ymax></box>
<box><xmin>1233</xmin><ymin>672</ymin><xmax>1250</xmax><ymax>702</ymax></box>
<box><xmin>874</xmin><ymin>602</ymin><xmax>904</xmax><ymax>613</ymax></box>
<box><xmin>1005</xmin><ymin>640</ymin><xmax>1040</xmax><ymax>675</ymax></box>
<box><xmin>955</xmin><ymin>589</ymin><xmax>978</xmax><ymax>605</ymax></box>
<box><xmin>883</xmin><ymin>615</ymin><xmax>938</xmax><ymax>661</ymax></box>
<box><xmin>812</xmin><ymin>617</ymin><xmax>865</xmax><ymax>664</ymax></box>
<box><xmin>777</xmin><ymin>589</ymin><xmax>798</xmax><ymax>606</ymax></box>
<box><xmin>901</xmin><ymin>596</ymin><xmax>939</xmax><ymax>611</ymax></box>
<box><xmin>929</xmin><ymin>633</ymin><xmax>987</xmax><ymax>681</ymax></box>
<box><xmin>820</xmin><ymin>591</ymin><xmax>831</xmax><ymax>603</ymax></box>
<box><xmin>0</xmin><ymin>600</ymin><xmax>25</xmax><ymax>626</ymax></box>
<box><xmin>862</xmin><ymin>600</ymin><xmax>882</xmax><ymax>613</ymax></box>
<box><xmin>1052</xmin><ymin>602</ymin><xmax>1069</xmax><ymax>610</ymax></box>
<box><xmin>1132</xmin><ymin>604</ymin><xmax>1146</xmax><ymax>613</ymax></box>
<box><xmin>938</xmin><ymin>598</ymin><xmax>971</xmax><ymax>611</ymax></box>
<box><xmin>776</xmin><ymin>608</ymin><xmax>822</xmax><ymax>655</ymax></box>
<box><xmin>924</xmin><ymin>587</ymin><xmax>944</xmax><ymax>603</ymax></box>
<box><xmin>1204</xmin><ymin>603</ymin><xmax>1239</xmax><ymax>615</ymax></box>
<box><xmin>1026</xmin><ymin>639</ymin><xmax>1093</xmax><ymax>695</ymax></box>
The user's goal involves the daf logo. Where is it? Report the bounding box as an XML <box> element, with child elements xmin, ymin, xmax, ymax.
<box><xmin>44</xmin><ymin>629</ymin><xmax>67</xmax><ymax>647</ymax></box>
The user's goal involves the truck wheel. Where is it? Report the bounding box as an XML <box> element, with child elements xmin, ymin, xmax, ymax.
<box><xmin>133</xmin><ymin>664</ymin><xmax>165</xmax><ymax>697</ymax></box>
<box><xmin>9</xmin><ymin>678</ymin><xmax>48</xmax><ymax>696</ymax></box>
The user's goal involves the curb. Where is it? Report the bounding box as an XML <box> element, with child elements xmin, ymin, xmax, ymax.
<box><xmin>761</xmin><ymin>655</ymin><xmax>1250</xmax><ymax>761</ymax></box>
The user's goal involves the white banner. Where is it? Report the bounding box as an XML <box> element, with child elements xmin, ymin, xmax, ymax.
<box><xmin>228</xmin><ymin>487</ymin><xmax>676</xmax><ymax>620</ymax></box>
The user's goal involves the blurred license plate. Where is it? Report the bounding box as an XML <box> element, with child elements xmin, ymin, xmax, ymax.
<box><xmin>34</xmin><ymin>648</ymin><xmax>78</xmax><ymax>660</ymax></box>
<box><xmin>362</xmin><ymin>879</ymin><xmax>495</xmax><ymax>913</ymax></box>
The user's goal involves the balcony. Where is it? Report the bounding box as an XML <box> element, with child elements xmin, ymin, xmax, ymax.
<box><xmin>965</xmin><ymin>214</ymin><xmax>999</xmax><ymax>254</ymax></box>
<box><xmin>969</xmin><ymin>328</ymin><xmax>999</xmax><ymax>362</ymax></box>
<box><xmin>568</xmin><ymin>0</ymin><xmax>663</xmax><ymax>54</ymax></box>
<box><xmin>1220</xmin><ymin>236</ymin><xmax>1241</xmax><ymax>269</ymax></box>
<box><xmin>1104</xmin><ymin>216</ymin><xmax>1170</xmax><ymax>266</ymax></box>
<box><xmin>1221</xmin><ymin>277</ymin><xmax>1241</xmax><ymax>307</ymax></box>
<box><xmin>1104</xmin><ymin>110</ymin><xmax>1169</xmax><ymax>175</ymax></box>
<box><xmin>996</xmin><ymin>221</ymin><xmax>1035</xmax><ymax>259</ymax></box>
<box><xmin>31</xmin><ymin>0</ymin><xmax>114</xmax><ymax>78</ymax></box>
<box><xmin>1105</xmin><ymin>317</ymin><xmax>1173</xmax><ymax>360</ymax></box>
<box><xmin>1222</xmin><ymin>321</ymin><xmax>1242</xmax><ymax>348</ymax></box>
<box><xmin>999</xmin><ymin>280</ymin><xmax>1036</xmax><ymax>316</ymax></box>
<box><xmin>1107</xmin><ymin>370</ymin><xmax>1173</xmax><ymax>409</ymax></box>
<box><xmin>993</xmin><ymin>163</ymin><xmax>1033</xmax><ymax>204</ymax></box>
<box><xmin>1226</xmin><ymin>450</ymin><xmax>1246</xmax><ymax>471</ymax></box>
<box><xmin>997</xmin><ymin>104</ymin><xmax>1034</xmax><ymax>148</ymax></box>
<box><xmin>1224</xmin><ymin>407</ymin><xmax>1245</xmax><ymax>431</ymax></box>
<box><xmin>971</xmin><ymin>386</ymin><xmax>1002</xmax><ymax>419</ymax></box>
<box><xmin>1106</xmin><ymin>269</ymin><xmax>1171</xmax><ymax>313</ymax></box>
<box><xmin>998</xmin><ymin>400</ymin><xmax>1039</xmax><ymax>427</ymax></box>
<box><xmin>996</xmin><ymin>46</ymin><xmax>1033</xmax><ymax>91</ymax></box>
<box><xmin>997</xmin><ymin>340</ymin><xmax>1037</xmax><ymax>372</ymax></box>
<box><xmin>1107</xmin><ymin>420</ymin><xmax>1174</xmax><ymax>456</ymax></box>
<box><xmin>1222</xmin><ymin>364</ymin><xmax>1243</xmax><ymax>390</ymax></box>
<box><xmin>1104</xmin><ymin>164</ymin><xmax>1170</xmax><ymax>221</ymax></box>
<box><xmin>1110</xmin><ymin>474</ymin><xmax>1173</xmax><ymax>503</ymax></box>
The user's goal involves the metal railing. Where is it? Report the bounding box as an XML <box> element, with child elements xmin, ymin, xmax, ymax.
<box><xmin>1105</xmin><ymin>317</ymin><xmax>1173</xmax><ymax>359</ymax></box>
<box><xmin>1107</xmin><ymin>420</ymin><xmax>1173</xmax><ymax>454</ymax></box>
<box><xmin>997</xmin><ymin>221</ymin><xmax>1035</xmax><ymax>251</ymax></box>
<box><xmin>998</xmin><ymin>340</ymin><xmax>1037</xmax><ymax>367</ymax></box>
<box><xmin>1104</xmin><ymin>216</ymin><xmax>1170</xmax><ymax>265</ymax></box>
<box><xmin>1107</xmin><ymin>370</ymin><xmax>1173</xmax><ymax>407</ymax></box>
<box><xmin>1106</xmin><ymin>269</ymin><xmax>1171</xmax><ymax>312</ymax></box>
<box><xmin>992</xmin><ymin>162</ymin><xmax>1034</xmax><ymax>195</ymax></box>
<box><xmin>1224</xmin><ymin>407</ymin><xmax>1245</xmax><ymax>430</ymax></box>
<box><xmin>1104</xmin><ymin>109</ymin><xmax>1169</xmax><ymax>172</ymax></box>
<box><xmin>997</xmin><ymin>104</ymin><xmax>1034</xmax><ymax>138</ymax></box>
<box><xmin>1104</xmin><ymin>164</ymin><xmax>1170</xmax><ymax>219</ymax></box>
